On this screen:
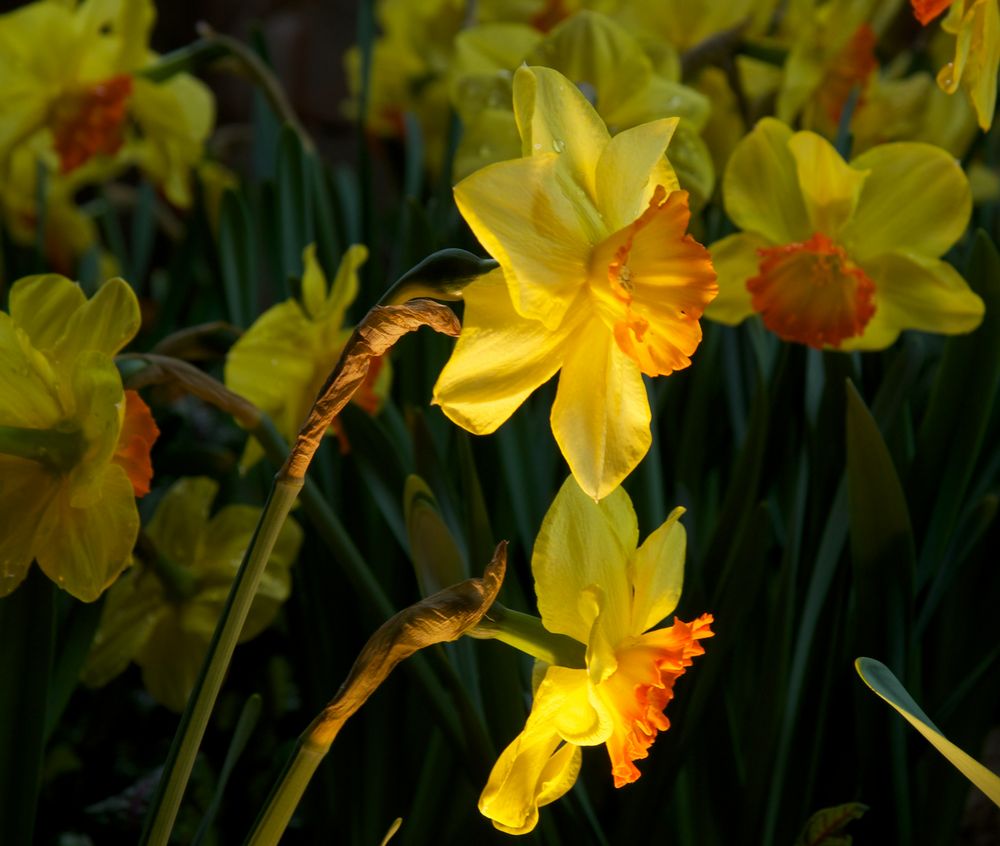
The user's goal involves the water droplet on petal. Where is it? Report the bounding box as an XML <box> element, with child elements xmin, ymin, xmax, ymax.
<box><xmin>552</xmin><ymin>139</ymin><xmax>566</xmax><ymax>153</ymax></box>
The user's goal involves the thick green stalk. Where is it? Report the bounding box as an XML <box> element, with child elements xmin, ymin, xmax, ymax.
<box><xmin>245</xmin><ymin>738</ymin><xmax>328</xmax><ymax>846</ymax></box>
<box><xmin>471</xmin><ymin>603</ymin><xmax>586</xmax><ymax>668</ymax></box>
<box><xmin>140</xmin><ymin>477</ymin><xmax>303</xmax><ymax>846</ymax></box>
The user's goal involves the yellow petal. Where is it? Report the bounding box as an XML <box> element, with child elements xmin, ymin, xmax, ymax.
<box><xmin>723</xmin><ymin>117</ymin><xmax>811</xmax><ymax>245</ymax></box>
<box><xmin>532</xmin><ymin>475</ymin><xmax>636</xmax><ymax>645</ymax></box>
<box><xmin>628</xmin><ymin>507</ymin><xmax>686</xmax><ymax>632</ymax></box>
<box><xmin>706</xmin><ymin>232</ymin><xmax>768</xmax><ymax>325</ymax></box>
<box><xmin>324</xmin><ymin>243</ymin><xmax>367</xmax><ymax>322</ymax></box>
<box><xmin>0</xmin><ymin>455</ymin><xmax>56</xmax><ymax>597</ymax></box>
<box><xmin>299</xmin><ymin>243</ymin><xmax>329</xmax><ymax>320</ymax></box>
<box><xmin>137</xmin><ymin>612</ymin><xmax>208</xmax><ymax>712</ymax></box>
<box><xmin>842</xmin><ymin>143</ymin><xmax>971</xmax><ymax>262</ymax></box>
<box><xmin>0</xmin><ymin>314</ymin><xmax>63</xmax><ymax>428</ymax></box>
<box><xmin>840</xmin><ymin>251</ymin><xmax>984</xmax><ymax>351</ymax></box>
<box><xmin>145</xmin><ymin>476</ymin><xmax>218</xmax><ymax>565</ymax></box>
<box><xmin>433</xmin><ymin>271</ymin><xmax>580</xmax><ymax>435</ymax></box>
<box><xmin>787</xmin><ymin>131</ymin><xmax>868</xmax><ymax>238</ymax></box>
<box><xmin>35</xmin><ymin>463</ymin><xmax>138</xmax><ymax>602</ymax></box>
<box><xmin>7</xmin><ymin>274</ymin><xmax>86</xmax><ymax>352</ymax></box>
<box><xmin>454</xmin><ymin>152</ymin><xmax>596</xmax><ymax>330</ymax></box>
<box><xmin>550</xmin><ymin>322</ymin><xmax>651</xmax><ymax>500</ymax></box>
<box><xmin>51</xmin><ymin>277</ymin><xmax>141</xmax><ymax>365</ymax></box>
<box><xmin>513</xmin><ymin>65</ymin><xmax>609</xmax><ymax>203</ymax></box>
<box><xmin>595</xmin><ymin>117</ymin><xmax>679</xmax><ymax>233</ymax></box>
<box><xmin>452</xmin><ymin>107</ymin><xmax>521</xmax><ymax>181</ymax></box>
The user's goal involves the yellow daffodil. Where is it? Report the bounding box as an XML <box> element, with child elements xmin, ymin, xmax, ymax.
<box><xmin>81</xmin><ymin>477</ymin><xmax>301</xmax><ymax>711</ymax></box>
<box><xmin>606</xmin><ymin>0</ymin><xmax>778</xmax><ymax>53</ymax></box>
<box><xmin>0</xmin><ymin>0</ymin><xmax>214</xmax><ymax>207</ymax></box>
<box><xmin>433</xmin><ymin>66</ymin><xmax>717</xmax><ymax>499</ymax></box>
<box><xmin>450</xmin><ymin>11</ymin><xmax>715</xmax><ymax>206</ymax></box>
<box><xmin>914</xmin><ymin>0</ymin><xmax>1000</xmax><ymax>130</ymax></box>
<box><xmin>225</xmin><ymin>243</ymin><xmax>391</xmax><ymax>468</ymax></box>
<box><xmin>479</xmin><ymin>477</ymin><xmax>713</xmax><ymax>835</ymax></box>
<box><xmin>708</xmin><ymin>118</ymin><xmax>984</xmax><ymax>350</ymax></box>
<box><xmin>0</xmin><ymin>274</ymin><xmax>158</xmax><ymax>601</ymax></box>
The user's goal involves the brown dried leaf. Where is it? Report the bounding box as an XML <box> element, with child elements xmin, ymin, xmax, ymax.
<box><xmin>282</xmin><ymin>299</ymin><xmax>460</xmax><ymax>480</ymax></box>
<box><xmin>307</xmin><ymin>541</ymin><xmax>506</xmax><ymax>746</ymax></box>
<box><xmin>120</xmin><ymin>353</ymin><xmax>260</xmax><ymax>428</ymax></box>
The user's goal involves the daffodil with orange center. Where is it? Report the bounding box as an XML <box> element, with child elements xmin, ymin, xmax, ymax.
<box><xmin>0</xmin><ymin>274</ymin><xmax>158</xmax><ymax>602</ymax></box>
<box><xmin>477</xmin><ymin>476</ymin><xmax>713</xmax><ymax>834</ymax></box>
<box><xmin>707</xmin><ymin>118</ymin><xmax>984</xmax><ymax>350</ymax></box>
<box><xmin>913</xmin><ymin>0</ymin><xmax>1000</xmax><ymax>130</ymax></box>
<box><xmin>433</xmin><ymin>66</ymin><xmax>717</xmax><ymax>500</ymax></box>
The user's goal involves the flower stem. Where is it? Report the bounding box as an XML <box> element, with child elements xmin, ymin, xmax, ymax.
<box><xmin>0</xmin><ymin>425</ymin><xmax>84</xmax><ymax>472</ymax></box>
<box><xmin>471</xmin><ymin>602</ymin><xmax>586</xmax><ymax>668</ymax></box>
<box><xmin>139</xmin><ymin>476</ymin><xmax>303</xmax><ymax>846</ymax></box>
<box><xmin>244</xmin><ymin>737</ymin><xmax>328</xmax><ymax>846</ymax></box>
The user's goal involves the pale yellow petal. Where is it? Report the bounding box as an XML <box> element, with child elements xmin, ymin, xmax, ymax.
<box><xmin>595</xmin><ymin>117</ymin><xmax>679</xmax><ymax>233</ymax></box>
<box><xmin>137</xmin><ymin>613</ymin><xmax>207</xmax><ymax>712</ymax></box>
<box><xmin>706</xmin><ymin>232</ymin><xmax>767</xmax><ymax>325</ymax></box>
<box><xmin>842</xmin><ymin>143</ymin><xmax>971</xmax><ymax>262</ymax></box>
<box><xmin>513</xmin><ymin>65</ymin><xmax>609</xmax><ymax>202</ymax></box>
<box><xmin>723</xmin><ymin>117</ymin><xmax>811</xmax><ymax>244</ymax></box>
<box><xmin>454</xmin><ymin>154</ymin><xmax>594</xmax><ymax>329</ymax></box>
<box><xmin>0</xmin><ymin>455</ymin><xmax>56</xmax><ymax>596</ymax></box>
<box><xmin>0</xmin><ymin>314</ymin><xmax>63</xmax><ymax>428</ymax></box>
<box><xmin>532</xmin><ymin>475</ymin><xmax>635</xmax><ymax>644</ymax></box>
<box><xmin>7</xmin><ymin>274</ymin><xmax>86</xmax><ymax>352</ymax></box>
<box><xmin>787</xmin><ymin>131</ymin><xmax>868</xmax><ymax>238</ymax></box>
<box><xmin>299</xmin><ymin>243</ymin><xmax>328</xmax><ymax>320</ymax></box>
<box><xmin>550</xmin><ymin>323</ymin><xmax>651</xmax><ymax>500</ymax></box>
<box><xmin>453</xmin><ymin>107</ymin><xmax>521</xmax><ymax>181</ymax></box>
<box><xmin>323</xmin><ymin>244</ymin><xmax>367</xmax><ymax>322</ymax></box>
<box><xmin>145</xmin><ymin>476</ymin><xmax>218</xmax><ymax>566</ymax></box>
<box><xmin>628</xmin><ymin>507</ymin><xmax>686</xmax><ymax>632</ymax></box>
<box><xmin>840</xmin><ymin>251</ymin><xmax>985</xmax><ymax>351</ymax></box>
<box><xmin>432</xmin><ymin>270</ymin><xmax>580</xmax><ymax>435</ymax></box>
<box><xmin>51</xmin><ymin>277</ymin><xmax>141</xmax><ymax>365</ymax></box>
<box><xmin>35</xmin><ymin>463</ymin><xmax>138</xmax><ymax>602</ymax></box>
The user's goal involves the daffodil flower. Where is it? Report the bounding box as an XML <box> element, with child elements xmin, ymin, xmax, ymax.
<box><xmin>0</xmin><ymin>0</ymin><xmax>214</xmax><ymax>207</ymax></box>
<box><xmin>478</xmin><ymin>477</ymin><xmax>713</xmax><ymax>835</ymax></box>
<box><xmin>82</xmin><ymin>477</ymin><xmax>301</xmax><ymax>711</ymax></box>
<box><xmin>433</xmin><ymin>66</ymin><xmax>717</xmax><ymax>500</ymax></box>
<box><xmin>913</xmin><ymin>0</ymin><xmax>1000</xmax><ymax>130</ymax></box>
<box><xmin>708</xmin><ymin>118</ymin><xmax>984</xmax><ymax>350</ymax></box>
<box><xmin>225</xmin><ymin>243</ymin><xmax>391</xmax><ymax>468</ymax></box>
<box><xmin>0</xmin><ymin>274</ymin><xmax>158</xmax><ymax>601</ymax></box>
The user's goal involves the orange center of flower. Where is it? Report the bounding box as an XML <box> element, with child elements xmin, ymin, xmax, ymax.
<box><xmin>601</xmin><ymin>614</ymin><xmax>714</xmax><ymax>788</ymax></box>
<box><xmin>50</xmin><ymin>75</ymin><xmax>133</xmax><ymax>173</ymax></box>
<box><xmin>591</xmin><ymin>185</ymin><xmax>718</xmax><ymax>377</ymax></box>
<box><xmin>912</xmin><ymin>0</ymin><xmax>955</xmax><ymax>25</ymax></box>
<box><xmin>112</xmin><ymin>390</ymin><xmax>159</xmax><ymax>497</ymax></box>
<box><xmin>531</xmin><ymin>0</ymin><xmax>572</xmax><ymax>33</ymax></box>
<box><xmin>821</xmin><ymin>24</ymin><xmax>877</xmax><ymax>126</ymax></box>
<box><xmin>747</xmin><ymin>233</ymin><xmax>876</xmax><ymax>349</ymax></box>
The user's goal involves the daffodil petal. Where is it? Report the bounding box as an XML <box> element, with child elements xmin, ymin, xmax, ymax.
<box><xmin>300</xmin><ymin>243</ymin><xmax>328</xmax><ymax>320</ymax></box>
<box><xmin>724</xmin><ymin>117</ymin><xmax>811</xmax><ymax>244</ymax></box>
<box><xmin>550</xmin><ymin>322</ymin><xmax>651</xmax><ymax>500</ymax></box>
<box><xmin>35</xmin><ymin>463</ymin><xmax>137</xmax><ymax>603</ymax></box>
<box><xmin>840</xmin><ymin>251</ymin><xmax>984</xmax><ymax>351</ymax></box>
<box><xmin>432</xmin><ymin>270</ymin><xmax>580</xmax><ymax>434</ymax></box>
<box><xmin>842</xmin><ymin>143</ymin><xmax>971</xmax><ymax>262</ymax></box>
<box><xmin>67</xmin><ymin>351</ymin><xmax>126</xmax><ymax>507</ymax></box>
<box><xmin>146</xmin><ymin>476</ymin><xmax>218</xmax><ymax>565</ymax></box>
<box><xmin>454</xmin><ymin>153</ymin><xmax>595</xmax><ymax>329</ymax></box>
<box><xmin>0</xmin><ymin>314</ymin><xmax>63</xmax><ymax>427</ymax></box>
<box><xmin>324</xmin><ymin>244</ymin><xmax>367</xmax><ymax>322</ymax></box>
<box><xmin>629</xmin><ymin>507</ymin><xmax>686</xmax><ymax>632</ymax></box>
<box><xmin>513</xmin><ymin>65</ymin><xmax>609</xmax><ymax>202</ymax></box>
<box><xmin>706</xmin><ymin>232</ymin><xmax>767</xmax><ymax>325</ymax></box>
<box><xmin>137</xmin><ymin>614</ymin><xmax>208</xmax><ymax>712</ymax></box>
<box><xmin>0</xmin><ymin>456</ymin><xmax>55</xmax><ymax>597</ymax></box>
<box><xmin>7</xmin><ymin>274</ymin><xmax>86</xmax><ymax>352</ymax></box>
<box><xmin>595</xmin><ymin>117</ymin><xmax>679</xmax><ymax>233</ymax></box>
<box><xmin>787</xmin><ymin>131</ymin><xmax>868</xmax><ymax>238</ymax></box>
<box><xmin>532</xmin><ymin>475</ymin><xmax>636</xmax><ymax>644</ymax></box>
<box><xmin>52</xmin><ymin>277</ymin><xmax>141</xmax><ymax>364</ymax></box>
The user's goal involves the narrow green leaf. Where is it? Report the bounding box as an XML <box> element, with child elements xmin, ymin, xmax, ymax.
<box><xmin>855</xmin><ymin>657</ymin><xmax>1000</xmax><ymax>805</ymax></box>
<box><xmin>793</xmin><ymin>802</ymin><xmax>867</xmax><ymax>846</ymax></box>
<box><xmin>275</xmin><ymin>126</ymin><xmax>313</xmax><ymax>286</ymax></box>
<box><xmin>218</xmin><ymin>189</ymin><xmax>253</xmax><ymax>327</ymax></box>
<box><xmin>45</xmin><ymin>596</ymin><xmax>104</xmax><ymax>740</ymax></box>
<box><xmin>130</xmin><ymin>181</ymin><xmax>157</xmax><ymax>285</ymax></box>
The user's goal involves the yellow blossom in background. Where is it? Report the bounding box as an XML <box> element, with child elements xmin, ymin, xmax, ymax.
<box><xmin>479</xmin><ymin>477</ymin><xmax>713</xmax><ymax>834</ymax></box>
<box><xmin>0</xmin><ymin>274</ymin><xmax>158</xmax><ymax>601</ymax></box>
<box><xmin>434</xmin><ymin>66</ymin><xmax>716</xmax><ymax>500</ymax></box>
<box><xmin>708</xmin><ymin>118</ymin><xmax>984</xmax><ymax>350</ymax></box>
<box><xmin>450</xmin><ymin>10</ymin><xmax>716</xmax><ymax>207</ymax></box>
<box><xmin>914</xmin><ymin>0</ymin><xmax>1000</xmax><ymax>130</ymax></box>
<box><xmin>225</xmin><ymin>243</ymin><xmax>391</xmax><ymax>468</ymax></box>
<box><xmin>81</xmin><ymin>477</ymin><xmax>301</xmax><ymax>711</ymax></box>
<box><xmin>0</xmin><ymin>0</ymin><xmax>214</xmax><ymax>207</ymax></box>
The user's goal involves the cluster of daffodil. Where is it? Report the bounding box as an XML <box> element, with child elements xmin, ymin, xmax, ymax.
<box><xmin>1</xmin><ymin>0</ymin><xmax>998</xmax><ymax>843</ymax></box>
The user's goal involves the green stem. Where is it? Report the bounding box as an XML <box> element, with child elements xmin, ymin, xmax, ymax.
<box><xmin>245</xmin><ymin>738</ymin><xmax>327</xmax><ymax>846</ymax></box>
<box><xmin>471</xmin><ymin>603</ymin><xmax>586</xmax><ymax>668</ymax></box>
<box><xmin>0</xmin><ymin>425</ymin><xmax>84</xmax><ymax>472</ymax></box>
<box><xmin>140</xmin><ymin>477</ymin><xmax>304</xmax><ymax>846</ymax></box>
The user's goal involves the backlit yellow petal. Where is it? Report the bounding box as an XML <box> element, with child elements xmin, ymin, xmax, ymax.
<box><xmin>146</xmin><ymin>476</ymin><xmax>218</xmax><ymax>566</ymax></box>
<box><xmin>0</xmin><ymin>456</ymin><xmax>55</xmax><ymax>597</ymax></box>
<box><xmin>842</xmin><ymin>142</ymin><xmax>971</xmax><ymax>261</ymax></box>
<box><xmin>706</xmin><ymin>232</ymin><xmax>768</xmax><ymax>325</ymax></box>
<box><xmin>432</xmin><ymin>270</ymin><xmax>581</xmax><ymax>435</ymax></box>
<box><xmin>840</xmin><ymin>251</ymin><xmax>984</xmax><ymax>351</ymax></box>
<box><xmin>550</xmin><ymin>322</ymin><xmax>651</xmax><ymax>500</ymax></box>
<box><xmin>787</xmin><ymin>131</ymin><xmax>868</xmax><ymax>238</ymax></box>
<box><xmin>137</xmin><ymin>615</ymin><xmax>207</xmax><ymax>712</ymax></box>
<box><xmin>0</xmin><ymin>314</ymin><xmax>63</xmax><ymax>427</ymax></box>
<box><xmin>50</xmin><ymin>276</ymin><xmax>141</xmax><ymax>365</ymax></box>
<box><xmin>324</xmin><ymin>243</ymin><xmax>367</xmax><ymax>322</ymax></box>
<box><xmin>628</xmin><ymin>507</ymin><xmax>686</xmax><ymax>632</ymax></box>
<box><xmin>7</xmin><ymin>274</ymin><xmax>86</xmax><ymax>352</ymax></box>
<box><xmin>724</xmin><ymin>117</ymin><xmax>811</xmax><ymax>245</ymax></box>
<box><xmin>300</xmin><ymin>243</ymin><xmax>329</xmax><ymax>320</ymax></box>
